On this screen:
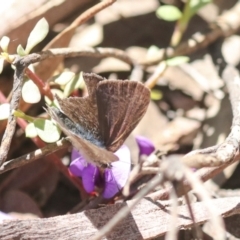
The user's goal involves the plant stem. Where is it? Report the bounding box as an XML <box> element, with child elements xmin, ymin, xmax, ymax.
<box><xmin>0</xmin><ymin>91</ymin><xmax>84</xmax><ymax>193</ymax></box>
<box><xmin>25</xmin><ymin>68</ymin><xmax>54</xmax><ymax>101</ymax></box>
<box><xmin>13</xmin><ymin>109</ymin><xmax>35</xmax><ymax>122</ymax></box>
<box><xmin>171</xmin><ymin>0</ymin><xmax>191</xmax><ymax>47</ymax></box>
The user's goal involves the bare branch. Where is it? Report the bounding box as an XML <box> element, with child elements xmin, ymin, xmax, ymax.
<box><xmin>0</xmin><ymin>61</ymin><xmax>26</xmax><ymax>166</ymax></box>
<box><xmin>0</xmin><ymin>138</ymin><xmax>71</xmax><ymax>174</ymax></box>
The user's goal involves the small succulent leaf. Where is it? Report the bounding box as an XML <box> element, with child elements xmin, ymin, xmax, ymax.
<box><xmin>8</xmin><ymin>55</ymin><xmax>15</xmax><ymax>62</ymax></box>
<box><xmin>146</xmin><ymin>45</ymin><xmax>161</xmax><ymax>61</ymax></box>
<box><xmin>25</xmin><ymin>123</ymin><xmax>38</xmax><ymax>138</ymax></box>
<box><xmin>150</xmin><ymin>89</ymin><xmax>163</xmax><ymax>100</ymax></box>
<box><xmin>17</xmin><ymin>44</ymin><xmax>26</xmax><ymax>56</ymax></box>
<box><xmin>0</xmin><ymin>58</ymin><xmax>4</xmax><ymax>74</ymax></box>
<box><xmin>0</xmin><ymin>36</ymin><xmax>10</xmax><ymax>52</ymax></box>
<box><xmin>166</xmin><ymin>56</ymin><xmax>189</xmax><ymax>66</ymax></box>
<box><xmin>53</xmin><ymin>71</ymin><xmax>75</xmax><ymax>86</ymax></box>
<box><xmin>25</xmin><ymin>18</ymin><xmax>49</xmax><ymax>54</ymax></box>
<box><xmin>64</xmin><ymin>72</ymin><xmax>85</xmax><ymax>97</ymax></box>
<box><xmin>189</xmin><ymin>0</ymin><xmax>212</xmax><ymax>17</ymax></box>
<box><xmin>156</xmin><ymin>5</ymin><xmax>182</xmax><ymax>21</ymax></box>
<box><xmin>0</xmin><ymin>103</ymin><xmax>10</xmax><ymax>120</ymax></box>
<box><xmin>22</xmin><ymin>79</ymin><xmax>41</xmax><ymax>103</ymax></box>
<box><xmin>44</xmin><ymin>89</ymin><xmax>64</xmax><ymax>106</ymax></box>
<box><xmin>34</xmin><ymin>119</ymin><xmax>61</xmax><ymax>143</ymax></box>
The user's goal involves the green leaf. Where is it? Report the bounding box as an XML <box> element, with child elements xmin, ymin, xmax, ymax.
<box><xmin>0</xmin><ymin>103</ymin><xmax>10</xmax><ymax>120</ymax></box>
<box><xmin>166</xmin><ymin>56</ymin><xmax>189</xmax><ymax>66</ymax></box>
<box><xmin>7</xmin><ymin>54</ymin><xmax>15</xmax><ymax>63</ymax></box>
<box><xmin>156</xmin><ymin>5</ymin><xmax>182</xmax><ymax>21</ymax></box>
<box><xmin>44</xmin><ymin>89</ymin><xmax>64</xmax><ymax>106</ymax></box>
<box><xmin>22</xmin><ymin>79</ymin><xmax>41</xmax><ymax>103</ymax></box>
<box><xmin>53</xmin><ymin>71</ymin><xmax>75</xmax><ymax>86</ymax></box>
<box><xmin>150</xmin><ymin>89</ymin><xmax>163</xmax><ymax>100</ymax></box>
<box><xmin>189</xmin><ymin>0</ymin><xmax>212</xmax><ymax>17</ymax></box>
<box><xmin>25</xmin><ymin>122</ymin><xmax>38</xmax><ymax>138</ymax></box>
<box><xmin>0</xmin><ymin>58</ymin><xmax>4</xmax><ymax>74</ymax></box>
<box><xmin>34</xmin><ymin>119</ymin><xmax>61</xmax><ymax>143</ymax></box>
<box><xmin>25</xmin><ymin>18</ymin><xmax>49</xmax><ymax>54</ymax></box>
<box><xmin>17</xmin><ymin>44</ymin><xmax>26</xmax><ymax>56</ymax></box>
<box><xmin>64</xmin><ymin>72</ymin><xmax>85</xmax><ymax>97</ymax></box>
<box><xmin>0</xmin><ymin>36</ymin><xmax>10</xmax><ymax>52</ymax></box>
<box><xmin>146</xmin><ymin>45</ymin><xmax>161</xmax><ymax>61</ymax></box>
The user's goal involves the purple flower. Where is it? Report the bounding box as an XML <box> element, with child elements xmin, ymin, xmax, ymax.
<box><xmin>69</xmin><ymin>136</ymin><xmax>155</xmax><ymax>199</ymax></box>
<box><xmin>135</xmin><ymin>135</ymin><xmax>155</xmax><ymax>156</ymax></box>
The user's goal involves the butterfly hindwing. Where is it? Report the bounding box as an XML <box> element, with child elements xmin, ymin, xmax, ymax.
<box><xmin>47</xmin><ymin>107</ymin><xmax>118</xmax><ymax>168</ymax></box>
<box><xmin>96</xmin><ymin>80</ymin><xmax>150</xmax><ymax>152</ymax></box>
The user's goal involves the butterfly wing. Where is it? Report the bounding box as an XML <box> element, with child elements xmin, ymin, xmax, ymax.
<box><xmin>96</xmin><ymin>80</ymin><xmax>150</xmax><ymax>152</ymax></box>
<box><xmin>47</xmin><ymin>107</ymin><xmax>118</xmax><ymax>168</ymax></box>
<box><xmin>55</xmin><ymin>73</ymin><xmax>105</xmax><ymax>143</ymax></box>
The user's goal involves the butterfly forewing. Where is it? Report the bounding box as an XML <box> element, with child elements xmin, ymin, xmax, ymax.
<box><xmin>55</xmin><ymin>73</ymin><xmax>106</xmax><ymax>144</ymax></box>
<box><xmin>96</xmin><ymin>80</ymin><xmax>150</xmax><ymax>152</ymax></box>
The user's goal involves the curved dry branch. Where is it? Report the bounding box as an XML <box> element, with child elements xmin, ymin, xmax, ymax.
<box><xmin>183</xmin><ymin>65</ymin><xmax>240</xmax><ymax>168</ymax></box>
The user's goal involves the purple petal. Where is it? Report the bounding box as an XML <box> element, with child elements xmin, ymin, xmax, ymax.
<box><xmin>103</xmin><ymin>145</ymin><xmax>131</xmax><ymax>199</ymax></box>
<box><xmin>82</xmin><ymin>164</ymin><xmax>100</xmax><ymax>193</ymax></box>
<box><xmin>135</xmin><ymin>135</ymin><xmax>155</xmax><ymax>156</ymax></box>
<box><xmin>71</xmin><ymin>149</ymin><xmax>81</xmax><ymax>162</ymax></box>
<box><xmin>69</xmin><ymin>150</ymin><xmax>87</xmax><ymax>177</ymax></box>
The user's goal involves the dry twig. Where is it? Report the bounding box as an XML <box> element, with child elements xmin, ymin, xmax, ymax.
<box><xmin>0</xmin><ymin>138</ymin><xmax>70</xmax><ymax>174</ymax></box>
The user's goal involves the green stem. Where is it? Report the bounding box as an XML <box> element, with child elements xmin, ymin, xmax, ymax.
<box><xmin>13</xmin><ymin>110</ymin><xmax>35</xmax><ymax>122</ymax></box>
<box><xmin>171</xmin><ymin>0</ymin><xmax>191</xmax><ymax>47</ymax></box>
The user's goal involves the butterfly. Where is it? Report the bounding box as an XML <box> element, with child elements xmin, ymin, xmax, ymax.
<box><xmin>47</xmin><ymin>73</ymin><xmax>150</xmax><ymax>168</ymax></box>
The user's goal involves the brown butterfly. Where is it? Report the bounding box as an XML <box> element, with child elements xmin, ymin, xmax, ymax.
<box><xmin>47</xmin><ymin>73</ymin><xmax>150</xmax><ymax>168</ymax></box>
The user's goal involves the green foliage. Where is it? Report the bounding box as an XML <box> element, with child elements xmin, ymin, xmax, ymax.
<box><xmin>25</xmin><ymin>18</ymin><xmax>49</xmax><ymax>54</ymax></box>
<box><xmin>0</xmin><ymin>18</ymin><xmax>65</xmax><ymax>144</ymax></box>
<box><xmin>14</xmin><ymin>110</ymin><xmax>61</xmax><ymax>143</ymax></box>
<box><xmin>64</xmin><ymin>72</ymin><xmax>85</xmax><ymax>97</ymax></box>
<box><xmin>22</xmin><ymin>79</ymin><xmax>41</xmax><ymax>103</ymax></box>
<box><xmin>156</xmin><ymin>5</ymin><xmax>182</xmax><ymax>21</ymax></box>
<box><xmin>166</xmin><ymin>56</ymin><xmax>189</xmax><ymax>66</ymax></box>
<box><xmin>146</xmin><ymin>45</ymin><xmax>161</xmax><ymax>61</ymax></box>
<box><xmin>0</xmin><ymin>103</ymin><xmax>10</xmax><ymax>120</ymax></box>
<box><xmin>0</xmin><ymin>58</ymin><xmax>4</xmax><ymax>74</ymax></box>
<box><xmin>44</xmin><ymin>89</ymin><xmax>64</xmax><ymax>106</ymax></box>
<box><xmin>150</xmin><ymin>89</ymin><xmax>163</xmax><ymax>100</ymax></box>
<box><xmin>53</xmin><ymin>71</ymin><xmax>75</xmax><ymax>85</ymax></box>
<box><xmin>25</xmin><ymin>123</ymin><xmax>38</xmax><ymax>138</ymax></box>
<box><xmin>156</xmin><ymin>0</ymin><xmax>212</xmax><ymax>46</ymax></box>
<box><xmin>0</xmin><ymin>36</ymin><xmax>10</xmax><ymax>52</ymax></box>
<box><xmin>189</xmin><ymin>0</ymin><xmax>211</xmax><ymax>18</ymax></box>
<box><xmin>17</xmin><ymin>44</ymin><xmax>26</xmax><ymax>56</ymax></box>
<box><xmin>156</xmin><ymin>0</ymin><xmax>211</xmax><ymax>22</ymax></box>
<box><xmin>34</xmin><ymin>119</ymin><xmax>61</xmax><ymax>143</ymax></box>
<box><xmin>13</xmin><ymin>110</ymin><xmax>35</xmax><ymax>122</ymax></box>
